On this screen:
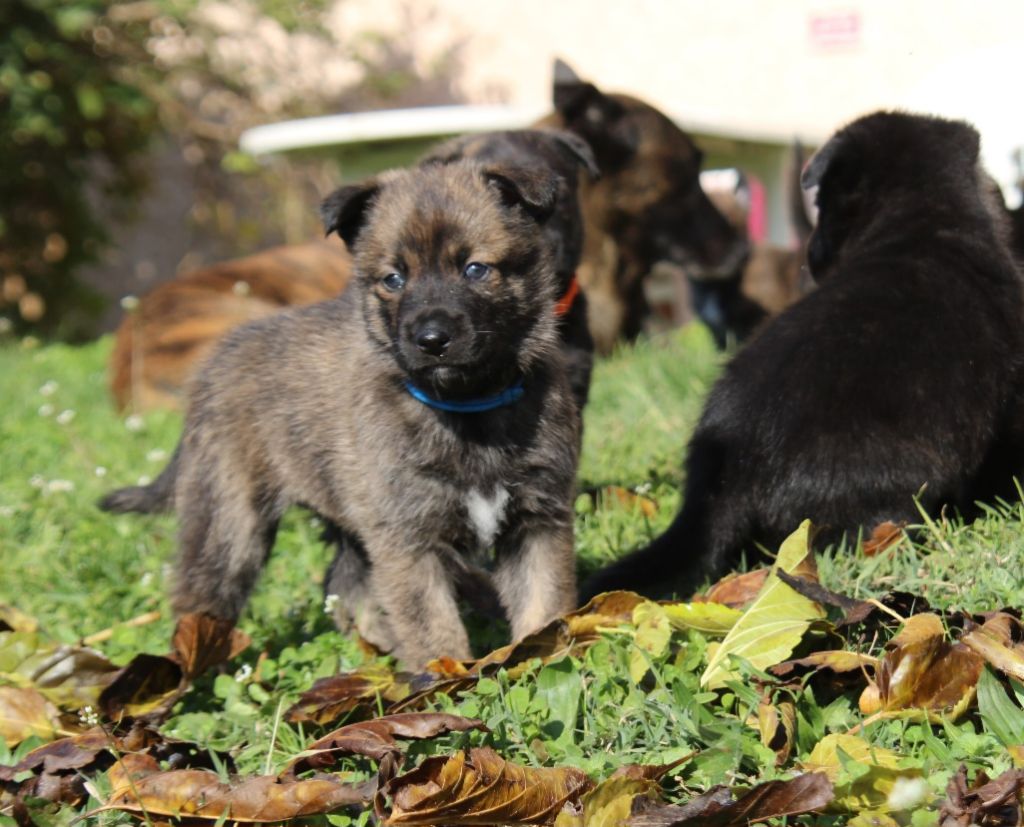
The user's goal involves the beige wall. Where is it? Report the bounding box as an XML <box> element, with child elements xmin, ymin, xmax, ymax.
<box><xmin>334</xmin><ymin>0</ymin><xmax>1024</xmax><ymax>193</ymax></box>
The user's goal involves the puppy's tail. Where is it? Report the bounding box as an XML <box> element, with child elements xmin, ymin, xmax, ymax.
<box><xmin>98</xmin><ymin>444</ymin><xmax>180</xmax><ymax>514</ymax></box>
<box><xmin>580</xmin><ymin>501</ymin><xmax>707</xmax><ymax>602</ymax></box>
<box><xmin>580</xmin><ymin>438</ymin><xmax>737</xmax><ymax>602</ymax></box>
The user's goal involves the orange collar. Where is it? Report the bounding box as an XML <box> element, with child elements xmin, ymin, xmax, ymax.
<box><xmin>554</xmin><ymin>274</ymin><xmax>580</xmax><ymax>317</ymax></box>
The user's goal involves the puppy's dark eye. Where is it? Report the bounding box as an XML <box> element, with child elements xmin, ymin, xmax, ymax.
<box><xmin>463</xmin><ymin>261</ymin><xmax>490</xmax><ymax>281</ymax></box>
<box><xmin>382</xmin><ymin>272</ymin><xmax>406</xmax><ymax>292</ymax></box>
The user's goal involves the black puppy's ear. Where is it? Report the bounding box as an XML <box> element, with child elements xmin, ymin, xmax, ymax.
<box><xmin>483</xmin><ymin>165</ymin><xmax>559</xmax><ymax>223</ymax></box>
<box><xmin>320</xmin><ymin>180</ymin><xmax>381</xmax><ymax>248</ymax></box>
<box><xmin>801</xmin><ymin>138</ymin><xmax>837</xmax><ymax>190</ymax></box>
<box><xmin>546</xmin><ymin>129</ymin><xmax>600</xmax><ymax>181</ymax></box>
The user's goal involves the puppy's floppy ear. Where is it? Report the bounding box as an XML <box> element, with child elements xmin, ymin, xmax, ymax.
<box><xmin>483</xmin><ymin>165</ymin><xmax>559</xmax><ymax>223</ymax></box>
<box><xmin>546</xmin><ymin>129</ymin><xmax>600</xmax><ymax>181</ymax></box>
<box><xmin>320</xmin><ymin>179</ymin><xmax>381</xmax><ymax>248</ymax></box>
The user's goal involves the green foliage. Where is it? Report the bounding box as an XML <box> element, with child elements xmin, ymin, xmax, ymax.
<box><xmin>4</xmin><ymin>330</ymin><xmax>1024</xmax><ymax>825</ymax></box>
<box><xmin>0</xmin><ymin>0</ymin><xmax>157</xmax><ymax>338</ymax></box>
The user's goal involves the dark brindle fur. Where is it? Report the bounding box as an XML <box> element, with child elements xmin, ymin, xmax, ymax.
<box><xmin>583</xmin><ymin>111</ymin><xmax>1024</xmax><ymax>600</ymax></box>
<box><xmin>100</xmin><ymin>161</ymin><xmax>580</xmax><ymax>667</ymax></box>
<box><xmin>539</xmin><ymin>60</ymin><xmax>748</xmax><ymax>353</ymax></box>
<box><xmin>322</xmin><ymin>129</ymin><xmax>597</xmax><ymax>646</ymax></box>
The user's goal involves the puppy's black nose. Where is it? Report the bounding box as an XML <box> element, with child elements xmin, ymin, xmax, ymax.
<box><xmin>415</xmin><ymin>326</ymin><xmax>451</xmax><ymax>356</ymax></box>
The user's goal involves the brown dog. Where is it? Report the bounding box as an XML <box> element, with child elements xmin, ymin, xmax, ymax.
<box><xmin>100</xmin><ymin>160</ymin><xmax>581</xmax><ymax>667</ymax></box>
<box><xmin>538</xmin><ymin>60</ymin><xmax>748</xmax><ymax>354</ymax></box>
<box><xmin>109</xmin><ymin>240</ymin><xmax>351</xmax><ymax>411</ymax></box>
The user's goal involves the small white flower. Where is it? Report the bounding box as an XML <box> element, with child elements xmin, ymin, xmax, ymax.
<box><xmin>232</xmin><ymin>280</ymin><xmax>251</xmax><ymax>296</ymax></box>
<box><xmin>38</xmin><ymin>403</ymin><xmax>54</xmax><ymax>417</ymax></box>
<box><xmin>0</xmin><ymin>318</ymin><xmax>12</xmax><ymax>334</ymax></box>
<box><xmin>29</xmin><ymin>474</ymin><xmax>45</xmax><ymax>488</ymax></box>
<box><xmin>94</xmin><ymin>466</ymin><xmax>107</xmax><ymax>477</ymax></box>
<box><xmin>0</xmin><ymin>506</ymin><xmax>15</xmax><ymax>518</ymax></box>
<box><xmin>39</xmin><ymin>380</ymin><xmax>58</xmax><ymax>396</ymax></box>
<box><xmin>136</xmin><ymin>475</ymin><xmax>152</xmax><ymax>486</ymax></box>
<box><xmin>140</xmin><ymin>571</ymin><xmax>153</xmax><ymax>587</ymax></box>
<box><xmin>56</xmin><ymin>409</ymin><xmax>75</xmax><ymax>425</ymax></box>
<box><xmin>46</xmin><ymin>479</ymin><xmax>74</xmax><ymax>493</ymax></box>
<box><xmin>323</xmin><ymin>593</ymin><xmax>340</xmax><ymax>615</ymax></box>
<box><xmin>146</xmin><ymin>448</ymin><xmax>167</xmax><ymax>463</ymax></box>
<box><xmin>120</xmin><ymin>295</ymin><xmax>140</xmax><ymax>311</ymax></box>
<box><xmin>77</xmin><ymin>705</ymin><xmax>99</xmax><ymax>727</ymax></box>
<box><xmin>635</xmin><ymin>482</ymin><xmax>653</xmax><ymax>495</ymax></box>
<box><xmin>125</xmin><ymin>414</ymin><xmax>144</xmax><ymax>432</ymax></box>
<box><xmin>887</xmin><ymin>776</ymin><xmax>929</xmax><ymax>811</ymax></box>
<box><xmin>235</xmin><ymin>663</ymin><xmax>253</xmax><ymax>682</ymax></box>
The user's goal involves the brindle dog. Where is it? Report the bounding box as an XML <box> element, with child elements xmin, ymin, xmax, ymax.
<box><xmin>322</xmin><ymin>128</ymin><xmax>597</xmax><ymax>649</ymax></box>
<box><xmin>583</xmin><ymin>111</ymin><xmax>1024</xmax><ymax>600</ymax></box>
<box><xmin>100</xmin><ymin>160</ymin><xmax>580</xmax><ymax>667</ymax></box>
<box><xmin>539</xmin><ymin>60</ymin><xmax>749</xmax><ymax>353</ymax></box>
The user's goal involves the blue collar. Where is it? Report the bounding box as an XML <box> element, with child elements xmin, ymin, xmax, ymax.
<box><xmin>404</xmin><ymin>378</ymin><xmax>525</xmax><ymax>413</ymax></box>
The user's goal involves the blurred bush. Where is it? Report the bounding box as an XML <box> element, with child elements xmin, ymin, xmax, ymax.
<box><xmin>0</xmin><ymin>0</ymin><xmax>157</xmax><ymax>339</ymax></box>
<box><xmin>0</xmin><ymin>0</ymin><xmax>464</xmax><ymax>339</ymax></box>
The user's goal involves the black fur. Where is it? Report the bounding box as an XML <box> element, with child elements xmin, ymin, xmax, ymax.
<box><xmin>582</xmin><ymin>111</ymin><xmax>1024</xmax><ymax>600</ymax></box>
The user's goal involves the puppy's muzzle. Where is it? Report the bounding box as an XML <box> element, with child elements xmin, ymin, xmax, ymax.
<box><xmin>404</xmin><ymin>310</ymin><xmax>465</xmax><ymax>361</ymax></box>
<box><xmin>415</xmin><ymin>325</ymin><xmax>451</xmax><ymax>356</ymax></box>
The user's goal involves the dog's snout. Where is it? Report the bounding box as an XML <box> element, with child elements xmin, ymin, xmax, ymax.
<box><xmin>415</xmin><ymin>325</ymin><xmax>452</xmax><ymax>356</ymax></box>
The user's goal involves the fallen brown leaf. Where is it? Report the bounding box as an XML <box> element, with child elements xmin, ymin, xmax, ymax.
<box><xmin>172</xmin><ymin>613</ymin><xmax>251</xmax><ymax>681</ymax></box>
<box><xmin>938</xmin><ymin>764</ymin><xmax>1024</xmax><ymax>827</ymax></box>
<box><xmin>285</xmin><ymin>665</ymin><xmax>416</xmax><ymax>725</ymax></box>
<box><xmin>628</xmin><ymin>772</ymin><xmax>833</xmax><ymax>825</ymax></box>
<box><xmin>283</xmin><ymin>712</ymin><xmax>487</xmax><ymax>775</ymax></box>
<box><xmin>93</xmin><ymin>752</ymin><xmax>372</xmax><ymax>822</ymax></box>
<box><xmin>0</xmin><ymin>685</ymin><xmax>61</xmax><ymax>746</ymax></box>
<box><xmin>602</xmin><ymin>486</ymin><xmax>659</xmax><ymax>518</ymax></box>
<box><xmin>0</xmin><ymin>723</ymin><xmax>232</xmax><ymax>809</ymax></box>
<box><xmin>963</xmin><ymin>613</ymin><xmax>1024</xmax><ymax>683</ymax></box>
<box><xmin>860</xmin><ymin>613</ymin><xmax>983</xmax><ymax>720</ymax></box>
<box><xmin>770</xmin><ymin>650</ymin><xmax>877</xmax><ymax>679</ymax></box>
<box><xmin>756</xmin><ymin>696</ymin><xmax>796</xmax><ymax>766</ymax></box>
<box><xmin>862</xmin><ymin>521</ymin><xmax>906</xmax><ymax>557</ymax></box>
<box><xmin>379</xmin><ymin>746</ymin><xmax>593</xmax><ymax>825</ymax></box>
<box><xmin>100</xmin><ymin>612</ymin><xmax>251</xmax><ymax>722</ymax></box>
<box><xmin>698</xmin><ymin>569</ymin><xmax>770</xmax><ymax>608</ymax></box>
<box><xmin>610</xmin><ymin>754</ymin><xmax>695</xmax><ymax>783</ymax></box>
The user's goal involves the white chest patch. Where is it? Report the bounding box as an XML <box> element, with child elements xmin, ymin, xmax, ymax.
<box><xmin>466</xmin><ymin>486</ymin><xmax>510</xmax><ymax>549</ymax></box>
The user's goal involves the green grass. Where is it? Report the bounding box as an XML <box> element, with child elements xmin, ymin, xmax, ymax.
<box><xmin>4</xmin><ymin>326</ymin><xmax>1024</xmax><ymax>825</ymax></box>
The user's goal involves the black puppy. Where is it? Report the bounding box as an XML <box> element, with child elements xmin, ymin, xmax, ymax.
<box><xmin>583</xmin><ymin>111</ymin><xmax>1024</xmax><ymax>599</ymax></box>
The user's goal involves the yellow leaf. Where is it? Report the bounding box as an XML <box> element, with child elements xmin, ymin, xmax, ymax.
<box><xmin>554</xmin><ymin>777</ymin><xmax>659</xmax><ymax>827</ymax></box>
<box><xmin>802</xmin><ymin>733</ymin><xmax>926</xmax><ymax>813</ymax></box>
<box><xmin>0</xmin><ymin>686</ymin><xmax>60</xmax><ymax>746</ymax></box>
<box><xmin>630</xmin><ymin>603</ymin><xmax>671</xmax><ymax>682</ymax></box>
<box><xmin>663</xmin><ymin>601</ymin><xmax>743</xmax><ymax>636</ymax></box>
<box><xmin>700</xmin><ymin>520</ymin><xmax>825</xmax><ymax>689</ymax></box>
